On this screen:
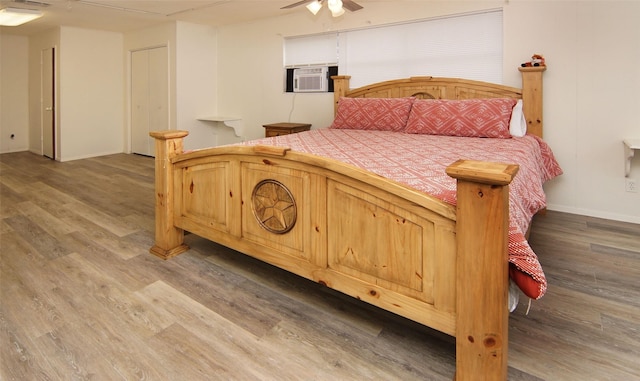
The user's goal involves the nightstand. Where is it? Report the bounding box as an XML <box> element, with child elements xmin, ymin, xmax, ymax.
<box><xmin>263</xmin><ymin>122</ymin><xmax>311</xmax><ymax>137</ymax></box>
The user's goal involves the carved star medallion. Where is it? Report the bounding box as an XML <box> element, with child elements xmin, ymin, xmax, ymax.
<box><xmin>252</xmin><ymin>180</ymin><xmax>297</xmax><ymax>234</ymax></box>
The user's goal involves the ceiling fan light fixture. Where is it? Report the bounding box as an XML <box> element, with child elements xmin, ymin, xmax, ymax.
<box><xmin>327</xmin><ymin>0</ymin><xmax>344</xmax><ymax>17</ymax></box>
<box><xmin>330</xmin><ymin>7</ymin><xmax>344</xmax><ymax>17</ymax></box>
<box><xmin>0</xmin><ymin>7</ymin><xmax>43</xmax><ymax>26</ymax></box>
<box><xmin>305</xmin><ymin>0</ymin><xmax>322</xmax><ymax>15</ymax></box>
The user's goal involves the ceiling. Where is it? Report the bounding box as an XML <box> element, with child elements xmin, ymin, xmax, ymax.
<box><xmin>0</xmin><ymin>0</ymin><xmax>330</xmax><ymax>36</ymax></box>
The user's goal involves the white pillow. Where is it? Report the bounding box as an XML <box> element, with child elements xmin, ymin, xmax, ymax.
<box><xmin>509</xmin><ymin>99</ymin><xmax>527</xmax><ymax>137</ymax></box>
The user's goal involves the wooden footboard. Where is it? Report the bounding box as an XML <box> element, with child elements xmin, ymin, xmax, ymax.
<box><xmin>149</xmin><ymin>132</ymin><xmax>517</xmax><ymax>380</ymax></box>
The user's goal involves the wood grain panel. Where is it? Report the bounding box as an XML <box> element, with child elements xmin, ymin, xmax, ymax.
<box><xmin>327</xmin><ymin>179</ymin><xmax>430</xmax><ymax>299</ymax></box>
<box><xmin>180</xmin><ymin>162</ymin><xmax>230</xmax><ymax>229</ymax></box>
<box><xmin>241</xmin><ymin>161</ymin><xmax>310</xmax><ymax>258</ymax></box>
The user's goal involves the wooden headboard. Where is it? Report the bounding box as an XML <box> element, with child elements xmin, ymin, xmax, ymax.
<box><xmin>332</xmin><ymin>66</ymin><xmax>546</xmax><ymax>138</ymax></box>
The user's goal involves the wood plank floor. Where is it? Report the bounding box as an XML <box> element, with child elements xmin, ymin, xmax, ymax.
<box><xmin>1</xmin><ymin>151</ymin><xmax>639</xmax><ymax>380</ymax></box>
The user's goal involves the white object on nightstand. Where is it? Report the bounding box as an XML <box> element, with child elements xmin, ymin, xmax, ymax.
<box><xmin>624</xmin><ymin>139</ymin><xmax>640</xmax><ymax>177</ymax></box>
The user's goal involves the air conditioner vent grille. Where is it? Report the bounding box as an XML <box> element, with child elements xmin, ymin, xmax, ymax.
<box><xmin>293</xmin><ymin>66</ymin><xmax>328</xmax><ymax>93</ymax></box>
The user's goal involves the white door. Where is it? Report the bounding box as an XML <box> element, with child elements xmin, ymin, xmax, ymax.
<box><xmin>131</xmin><ymin>46</ymin><xmax>168</xmax><ymax>156</ymax></box>
<box><xmin>42</xmin><ymin>47</ymin><xmax>55</xmax><ymax>159</ymax></box>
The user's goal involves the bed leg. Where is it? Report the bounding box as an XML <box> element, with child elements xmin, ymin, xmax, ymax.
<box><xmin>446</xmin><ymin>160</ymin><xmax>519</xmax><ymax>381</ymax></box>
<box><xmin>149</xmin><ymin>130</ymin><xmax>190</xmax><ymax>260</ymax></box>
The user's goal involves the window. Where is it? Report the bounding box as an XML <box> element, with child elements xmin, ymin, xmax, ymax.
<box><xmin>283</xmin><ymin>9</ymin><xmax>503</xmax><ymax>88</ymax></box>
<box><xmin>284</xmin><ymin>33</ymin><xmax>338</xmax><ymax>67</ymax></box>
<box><xmin>339</xmin><ymin>10</ymin><xmax>503</xmax><ymax>87</ymax></box>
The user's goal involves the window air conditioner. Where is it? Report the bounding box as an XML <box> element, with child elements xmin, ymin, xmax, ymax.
<box><xmin>293</xmin><ymin>66</ymin><xmax>328</xmax><ymax>93</ymax></box>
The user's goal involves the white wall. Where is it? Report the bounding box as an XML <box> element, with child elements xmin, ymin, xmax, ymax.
<box><xmin>216</xmin><ymin>1</ymin><xmax>640</xmax><ymax>223</ymax></box>
<box><xmin>58</xmin><ymin>27</ymin><xmax>123</xmax><ymax>161</ymax></box>
<box><xmin>0</xmin><ymin>34</ymin><xmax>29</xmax><ymax>153</ymax></box>
<box><xmin>503</xmin><ymin>1</ymin><xmax>640</xmax><ymax>223</ymax></box>
<box><xmin>175</xmin><ymin>21</ymin><xmax>219</xmax><ymax>151</ymax></box>
<box><xmin>123</xmin><ymin>21</ymin><xmax>220</xmax><ymax>152</ymax></box>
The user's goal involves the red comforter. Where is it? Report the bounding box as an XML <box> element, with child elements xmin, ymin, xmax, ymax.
<box><xmin>244</xmin><ymin>129</ymin><xmax>562</xmax><ymax>299</ymax></box>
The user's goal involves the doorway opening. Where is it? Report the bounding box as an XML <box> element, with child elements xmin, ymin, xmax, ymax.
<box><xmin>42</xmin><ymin>47</ymin><xmax>55</xmax><ymax>160</ymax></box>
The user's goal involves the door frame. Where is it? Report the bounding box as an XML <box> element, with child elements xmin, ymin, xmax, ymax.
<box><xmin>41</xmin><ymin>46</ymin><xmax>56</xmax><ymax>160</ymax></box>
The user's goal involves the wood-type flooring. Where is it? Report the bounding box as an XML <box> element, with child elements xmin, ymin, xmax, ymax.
<box><xmin>1</xmin><ymin>152</ymin><xmax>639</xmax><ymax>380</ymax></box>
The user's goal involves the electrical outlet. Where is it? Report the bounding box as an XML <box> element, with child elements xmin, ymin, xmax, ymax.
<box><xmin>626</xmin><ymin>178</ymin><xmax>638</xmax><ymax>193</ymax></box>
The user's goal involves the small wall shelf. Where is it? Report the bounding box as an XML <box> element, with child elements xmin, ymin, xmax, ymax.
<box><xmin>624</xmin><ymin>139</ymin><xmax>640</xmax><ymax>177</ymax></box>
<box><xmin>198</xmin><ymin>116</ymin><xmax>243</xmax><ymax>137</ymax></box>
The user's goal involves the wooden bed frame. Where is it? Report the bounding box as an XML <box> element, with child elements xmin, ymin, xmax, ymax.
<box><xmin>149</xmin><ymin>66</ymin><xmax>546</xmax><ymax>381</ymax></box>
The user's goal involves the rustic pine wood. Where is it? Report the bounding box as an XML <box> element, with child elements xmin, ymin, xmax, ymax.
<box><xmin>150</xmin><ymin>139</ymin><xmax>462</xmax><ymax>334</ymax></box>
<box><xmin>149</xmin><ymin>130</ymin><xmax>189</xmax><ymax>259</ymax></box>
<box><xmin>447</xmin><ymin>161</ymin><xmax>519</xmax><ymax>380</ymax></box>
<box><xmin>518</xmin><ymin>67</ymin><xmax>546</xmax><ymax>138</ymax></box>
<box><xmin>149</xmin><ymin>70</ymin><xmax>545</xmax><ymax>380</ymax></box>
<box><xmin>1</xmin><ymin>151</ymin><xmax>639</xmax><ymax>380</ymax></box>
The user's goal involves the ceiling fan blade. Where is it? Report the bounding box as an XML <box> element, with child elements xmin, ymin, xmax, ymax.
<box><xmin>280</xmin><ymin>0</ymin><xmax>314</xmax><ymax>9</ymax></box>
<box><xmin>342</xmin><ymin>0</ymin><xmax>363</xmax><ymax>12</ymax></box>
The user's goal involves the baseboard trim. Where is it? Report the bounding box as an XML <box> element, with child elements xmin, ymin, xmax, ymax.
<box><xmin>547</xmin><ymin>204</ymin><xmax>640</xmax><ymax>224</ymax></box>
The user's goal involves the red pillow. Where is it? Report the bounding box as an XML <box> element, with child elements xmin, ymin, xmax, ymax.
<box><xmin>405</xmin><ymin>98</ymin><xmax>517</xmax><ymax>138</ymax></box>
<box><xmin>330</xmin><ymin>97</ymin><xmax>415</xmax><ymax>132</ymax></box>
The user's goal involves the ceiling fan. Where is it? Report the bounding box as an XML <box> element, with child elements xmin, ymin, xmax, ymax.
<box><xmin>281</xmin><ymin>0</ymin><xmax>363</xmax><ymax>17</ymax></box>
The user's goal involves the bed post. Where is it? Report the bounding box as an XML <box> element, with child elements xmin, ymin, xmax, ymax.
<box><xmin>519</xmin><ymin>66</ymin><xmax>546</xmax><ymax>138</ymax></box>
<box><xmin>149</xmin><ymin>130</ymin><xmax>190</xmax><ymax>260</ymax></box>
<box><xmin>331</xmin><ymin>75</ymin><xmax>351</xmax><ymax>116</ymax></box>
<box><xmin>446</xmin><ymin>160</ymin><xmax>519</xmax><ymax>381</ymax></box>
